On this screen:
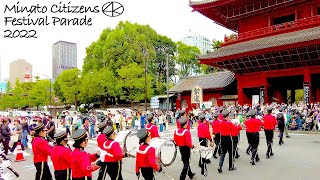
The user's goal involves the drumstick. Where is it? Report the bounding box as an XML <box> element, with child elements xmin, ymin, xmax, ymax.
<box><xmin>162</xmin><ymin>171</ymin><xmax>174</xmax><ymax>180</ymax></box>
<box><xmin>193</xmin><ymin>140</ymin><xmax>203</xmax><ymax>149</ymax></box>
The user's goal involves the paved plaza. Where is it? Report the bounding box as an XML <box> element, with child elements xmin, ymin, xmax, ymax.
<box><xmin>9</xmin><ymin>125</ymin><xmax>320</xmax><ymax>180</ymax></box>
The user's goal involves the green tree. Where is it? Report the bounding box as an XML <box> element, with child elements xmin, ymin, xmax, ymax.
<box><xmin>0</xmin><ymin>82</ymin><xmax>13</xmax><ymax>109</ymax></box>
<box><xmin>176</xmin><ymin>42</ymin><xmax>201</xmax><ymax>78</ymax></box>
<box><xmin>80</xmin><ymin>68</ymin><xmax>117</xmax><ymax>106</ymax></box>
<box><xmin>29</xmin><ymin>80</ymin><xmax>51</xmax><ymax>109</ymax></box>
<box><xmin>117</xmin><ymin>62</ymin><xmax>154</xmax><ymax>106</ymax></box>
<box><xmin>150</xmin><ymin>35</ymin><xmax>176</xmax><ymax>95</ymax></box>
<box><xmin>82</xmin><ymin>21</ymin><xmax>159</xmax><ymax>105</ymax></box>
<box><xmin>83</xmin><ymin>21</ymin><xmax>157</xmax><ymax>75</ymax></box>
<box><xmin>212</xmin><ymin>39</ymin><xmax>224</xmax><ymax>50</ymax></box>
<box><xmin>200</xmin><ymin>64</ymin><xmax>221</xmax><ymax>74</ymax></box>
<box><xmin>55</xmin><ymin>68</ymin><xmax>82</xmax><ymax>109</ymax></box>
<box><xmin>12</xmin><ymin>79</ymin><xmax>25</xmax><ymax>108</ymax></box>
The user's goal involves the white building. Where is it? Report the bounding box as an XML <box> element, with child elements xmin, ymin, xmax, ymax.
<box><xmin>181</xmin><ymin>30</ymin><xmax>212</xmax><ymax>54</ymax></box>
<box><xmin>52</xmin><ymin>41</ymin><xmax>77</xmax><ymax>81</ymax></box>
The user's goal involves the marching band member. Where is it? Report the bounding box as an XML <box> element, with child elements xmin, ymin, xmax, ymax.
<box><xmin>174</xmin><ymin>117</ymin><xmax>196</xmax><ymax>180</ymax></box>
<box><xmin>32</xmin><ymin>123</ymin><xmax>53</xmax><ymax>180</ymax></box>
<box><xmin>211</xmin><ymin>112</ymin><xmax>221</xmax><ymax>159</ymax></box>
<box><xmin>277</xmin><ymin>107</ymin><xmax>286</xmax><ymax>145</ymax></box>
<box><xmin>230</xmin><ymin>115</ymin><xmax>242</xmax><ymax>159</ymax></box>
<box><xmin>198</xmin><ymin>114</ymin><xmax>213</xmax><ymax>147</ymax></box>
<box><xmin>136</xmin><ymin>128</ymin><xmax>162</xmax><ymax>180</ymax></box>
<box><xmin>176</xmin><ymin>109</ymin><xmax>191</xmax><ymax>130</ymax></box>
<box><xmin>197</xmin><ymin>113</ymin><xmax>214</xmax><ymax>176</ymax></box>
<box><xmin>218</xmin><ymin>110</ymin><xmax>236</xmax><ymax>173</ymax></box>
<box><xmin>96</xmin><ymin>121</ymin><xmax>108</xmax><ymax>180</ymax></box>
<box><xmin>145</xmin><ymin>114</ymin><xmax>160</xmax><ymax>139</ymax></box>
<box><xmin>71</xmin><ymin>129</ymin><xmax>100</xmax><ymax>180</ymax></box>
<box><xmin>51</xmin><ymin>132</ymin><xmax>72</xmax><ymax>180</ymax></box>
<box><xmin>102</xmin><ymin>126</ymin><xmax>126</xmax><ymax>180</ymax></box>
<box><xmin>244</xmin><ymin>110</ymin><xmax>263</xmax><ymax>165</ymax></box>
<box><xmin>263</xmin><ymin>106</ymin><xmax>278</xmax><ymax>158</ymax></box>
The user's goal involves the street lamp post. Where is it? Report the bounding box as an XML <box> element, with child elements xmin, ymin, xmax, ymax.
<box><xmin>142</xmin><ymin>49</ymin><xmax>148</xmax><ymax>111</ymax></box>
<box><xmin>38</xmin><ymin>74</ymin><xmax>52</xmax><ymax>114</ymax></box>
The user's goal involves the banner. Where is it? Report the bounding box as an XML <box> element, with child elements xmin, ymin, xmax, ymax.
<box><xmin>260</xmin><ymin>86</ymin><xmax>265</xmax><ymax>105</ymax></box>
<box><xmin>303</xmin><ymin>82</ymin><xmax>310</xmax><ymax>105</ymax></box>
<box><xmin>191</xmin><ymin>86</ymin><xmax>203</xmax><ymax>104</ymax></box>
<box><xmin>252</xmin><ymin>95</ymin><xmax>259</xmax><ymax>107</ymax></box>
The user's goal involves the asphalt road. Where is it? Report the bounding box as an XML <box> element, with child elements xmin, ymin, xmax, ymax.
<box><xmin>7</xmin><ymin>125</ymin><xmax>320</xmax><ymax>180</ymax></box>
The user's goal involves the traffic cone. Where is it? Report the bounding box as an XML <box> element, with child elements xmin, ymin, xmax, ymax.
<box><xmin>15</xmin><ymin>142</ymin><xmax>26</xmax><ymax>162</ymax></box>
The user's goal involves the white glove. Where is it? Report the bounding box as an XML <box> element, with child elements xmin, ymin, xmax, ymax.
<box><xmin>0</xmin><ymin>160</ymin><xmax>11</xmax><ymax>169</ymax></box>
<box><xmin>49</xmin><ymin>142</ymin><xmax>54</xmax><ymax>147</ymax></box>
<box><xmin>1</xmin><ymin>172</ymin><xmax>13</xmax><ymax>180</ymax></box>
<box><xmin>99</xmin><ymin>150</ymin><xmax>107</xmax><ymax>162</ymax></box>
<box><xmin>0</xmin><ymin>150</ymin><xmax>4</xmax><ymax>155</ymax></box>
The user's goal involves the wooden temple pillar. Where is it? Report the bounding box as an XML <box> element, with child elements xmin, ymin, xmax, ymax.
<box><xmin>290</xmin><ymin>89</ymin><xmax>295</xmax><ymax>104</ymax></box>
<box><xmin>236</xmin><ymin>74</ymin><xmax>244</xmax><ymax>106</ymax></box>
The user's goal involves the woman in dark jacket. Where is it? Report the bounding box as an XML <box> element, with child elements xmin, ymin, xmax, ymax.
<box><xmin>1</xmin><ymin>118</ymin><xmax>11</xmax><ymax>155</ymax></box>
<box><xmin>277</xmin><ymin>109</ymin><xmax>285</xmax><ymax>145</ymax></box>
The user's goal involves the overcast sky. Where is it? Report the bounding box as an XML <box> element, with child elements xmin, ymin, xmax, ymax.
<box><xmin>0</xmin><ymin>0</ymin><xmax>233</xmax><ymax>80</ymax></box>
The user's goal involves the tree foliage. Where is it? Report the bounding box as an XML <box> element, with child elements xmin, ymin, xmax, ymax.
<box><xmin>54</xmin><ymin>68</ymin><xmax>82</xmax><ymax>105</ymax></box>
<box><xmin>212</xmin><ymin>39</ymin><xmax>224</xmax><ymax>50</ymax></box>
<box><xmin>176</xmin><ymin>41</ymin><xmax>201</xmax><ymax>78</ymax></box>
<box><xmin>80</xmin><ymin>68</ymin><xmax>117</xmax><ymax>104</ymax></box>
<box><xmin>117</xmin><ymin>62</ymin><xmax>154</xmax><ymax>104</ymax></box>
<box><xmin>0</xmin><ymin>80</ymin><xmax>50</xmax><ymax>110</ymax></box>
<box><xmin>0</xmin><ymin>21</ymin><xmax>222</xmax><ymax>109</ymax></box>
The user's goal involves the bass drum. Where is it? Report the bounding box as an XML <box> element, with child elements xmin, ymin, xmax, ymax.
<box><xmin>149</xmin><ymin>138</ymin><xmax>177</xmax><ymax>167</ymax></box>
<box><xmin>116</xmin><ymin>129</ymin><xmax>139</xmax><ymax>155</ymax></box>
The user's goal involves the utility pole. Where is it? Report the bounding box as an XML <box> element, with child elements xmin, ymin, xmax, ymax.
<box><xmin>143</xmin><ymin>49</ymin><xmax>148</xmax><ymax>111</ymax></box>
<box><xmin>166</xmin><ymin>53</ymin><xmax>169</xmax><ymax>112</ymax></box>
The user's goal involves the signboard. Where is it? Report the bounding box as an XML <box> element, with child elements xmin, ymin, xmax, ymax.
<box><xmin>260</xmin><ymin>86</ymin><xmax>265</xmax><ymax>105</ymax></box>
<box><xmin>191</xmin><ymin>86</ymin><xmax>203</xmax><ymax>104</ymax></box>
<box><xmin>303</xmin><ymin>82</ymin><xmax>310</xmax><ymax>105</ymax></box>
<box><xmin>150</xmin><ymin>96</ymin><xmax>159</xmax><ymax>108</ymax></box>
<box><xmin>252</xmin><ymin>95</ymin><xmax>259</xmax><ymax>107</ymax></box>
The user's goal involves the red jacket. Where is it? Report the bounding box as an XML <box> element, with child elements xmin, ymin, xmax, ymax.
<box><xmin>145</xmin><ymin>124</ymin><xmax>160</xmax><ymax>139</ymax></box>
<box><xmin>263</xmin><ymin>114</ymin><xmax>277</xmax><ymax>130</ymax></box>
<box><xmin>211</xmin><ymin>119</ymin><xmax>221</xmax><ymax>134</ymax></box>
<box><xmin>102</xmin><ymin>139</ymin><xmax>124</xmax><ymax>162</ymax></box>
<box><xmin>97</xmin><ymin>133</ymin><xmax>106</xmax><ymax>150</ymax></box>
<box><xmin>135</xmin><ymin>144</ymin><xmax>160</xmax><ymax>173</ymax></box>
<box><xmin>244</xmin><ymin>118</ymin><xmax>263</xmax><ymax>133</ymax></box>
<box><xmin>197</xmin><ymin>121</ymin><xmax>211</xmax><ymax>140</ymax></box>
<box><xmin>32</xmin><ymin>137</ymin><xmax>51</xmax><ymax>163</ymax></box>
<box><xmin>230</xmin><ymin>123</ymin><xmax>242</xmax><ymax>137</ymax></box>
<box><xmin>174</xmin><ymin>128</ymin><xmax>193</xmax><ymax>148</ymax></box>
<box><xmin>219</xmin><ymin>119</ymin><xmax>232</xmax><ymax>136</ymax></box>
<box><xmin>51</xmin><ymin>145</ymin><xmax>72</xmax><ymax>170</ymax></box>
<box><xmin>71</xmin><ymin>148</ymin><xmax>99</xmax><ymax>178</ymax></box>
<box><xmin>176</xmin><ymin>117</ymin><xmax>190</xmax><ymax>130</ymax></box>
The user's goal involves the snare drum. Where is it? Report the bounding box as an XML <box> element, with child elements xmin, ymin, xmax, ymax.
<box><xmin>117</xmin><ymin>130</ymin><xmax>139</xmax><ymax>154</ymax></box>
<box><xmin>199</xmin><ymin>146</ymin><xmax>213</xmax><ymax>160</ymax></box>
<box><xmin>148</xmin><ymin>138</ymin><xmax>177</xmax><ymax>167</ymax></box>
